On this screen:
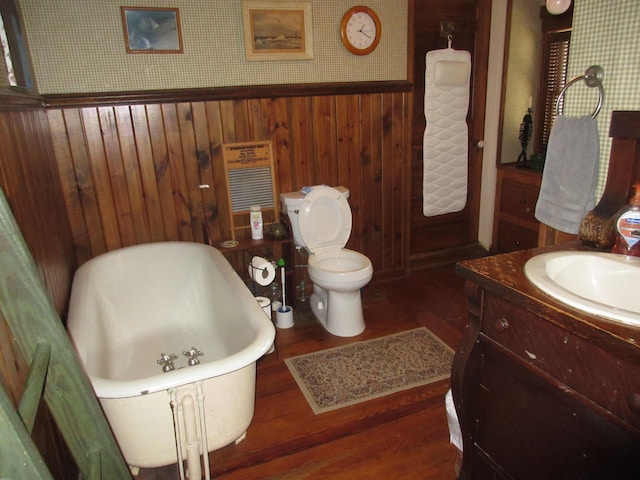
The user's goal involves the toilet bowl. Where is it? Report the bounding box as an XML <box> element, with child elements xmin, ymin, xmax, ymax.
<box><xmin>281</xmin><ymin>185</ymin><xmax>373</xmax><ymax>337</ymax></box>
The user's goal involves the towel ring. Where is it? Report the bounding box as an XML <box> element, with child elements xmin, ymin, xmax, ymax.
<box><xmin>555</xmin><ymin>65</ymin><xmax>604</xmax><ymax>119</ymax></box>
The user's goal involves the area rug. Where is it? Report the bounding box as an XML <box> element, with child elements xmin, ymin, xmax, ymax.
<box><xmin>285</xmin><ymin>327</ymin><xmax>454</xmax><ymax>414</ymax></box>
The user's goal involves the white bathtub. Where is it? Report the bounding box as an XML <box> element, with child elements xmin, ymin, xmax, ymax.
<box><xmin>67</xmin><ymin>242</ymin><xmax>275</xmax><ymax>470</ymax></box>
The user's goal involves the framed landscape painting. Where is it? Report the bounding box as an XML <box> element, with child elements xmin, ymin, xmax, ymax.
<box><xmin>242</xmin><ymin>1</ymin><xmax>313</xmax><ymax>61</ymax></box>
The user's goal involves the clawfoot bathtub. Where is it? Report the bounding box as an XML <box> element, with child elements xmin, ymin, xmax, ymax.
<box><xmin>67</xmin><ymin>242</ymin><xmax>275</xmax><ymax>473</ymax></box>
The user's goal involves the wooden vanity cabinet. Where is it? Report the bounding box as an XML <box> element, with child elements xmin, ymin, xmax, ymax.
<box><xmin>453</xmin><ymin>247</ymin><xmax>640</xmax><ymax>480</ymax></box>
<box><xmin>492</xmin><ymin>164</ymin><xmax>542</xmax><ymax>253</ymax></box>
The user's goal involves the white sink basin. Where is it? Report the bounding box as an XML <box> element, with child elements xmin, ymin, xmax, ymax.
<box><xmin>524</xmin><ymin>251</ymin><xmax>640</xmax><ymax>327</ymax></box>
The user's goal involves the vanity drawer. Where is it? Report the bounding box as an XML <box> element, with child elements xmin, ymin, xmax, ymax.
<box><xmin>482</xmin><ymin>293</ymin><xmax>640</xmax><ymax>431</ymax></box>
<box><xmin>498</xmin><ymin>178</ymin><xmax>540</xmax><ymax>223</ymax></box>
<box><xmin>495</xmin><ymin>220</ymin><xmax>538</xmax><ymax>252</ymax></box>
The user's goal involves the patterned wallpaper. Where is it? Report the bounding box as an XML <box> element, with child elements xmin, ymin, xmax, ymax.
<box><xmin>566</xmin><ymin>0</ymin><xmax>640</xmax><ymax>198</ymax></box>
<box><xmin>18</xmin><ymin>0</ymin><xmax>407</xmax><ymax>94</ymax></box>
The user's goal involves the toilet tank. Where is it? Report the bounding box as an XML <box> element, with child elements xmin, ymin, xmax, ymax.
<box><xmin>280</xmin><ymin>186</ymin><xmax>349</xmax><ymax>248</ymax></box>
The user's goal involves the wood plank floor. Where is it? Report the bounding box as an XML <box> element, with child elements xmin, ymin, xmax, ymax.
<box><xmin>138</xmin><ymin>264</ymin><xmax>467</xmax><ymax>479</ymax></box>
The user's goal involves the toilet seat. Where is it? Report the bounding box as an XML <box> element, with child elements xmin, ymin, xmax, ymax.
<box><xmin>298</xmin><ymin>186</ymin><xmax>352</xmax><ymax>254</ymax></box>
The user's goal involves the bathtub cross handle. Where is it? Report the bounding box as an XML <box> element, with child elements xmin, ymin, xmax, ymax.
<box><xmin>183</xmin><ymin>347</ymin><xmax>204</xmax><ymax>366</ymax></box>
<box><xmin>157</xmin><ymin>353</ymin><xmax>178</xmax><ymax>372</ymax></box>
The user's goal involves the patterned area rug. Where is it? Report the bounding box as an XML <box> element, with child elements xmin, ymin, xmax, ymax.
<box><xmin>285</xmin><ymin>327</ymin><xmax>454</xmax><ymax>414</ymax></box>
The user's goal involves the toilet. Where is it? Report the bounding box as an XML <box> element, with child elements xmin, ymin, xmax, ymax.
<box><xmin>281</xmin><ymin>185</ymin><xmax>373</xmax><ymax>337</ymax></box>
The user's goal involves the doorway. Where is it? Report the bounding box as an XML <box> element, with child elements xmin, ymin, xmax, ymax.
<box><xmin>409</xmin><ymin>0</ymin><xmax>491</xmax><ymax>265</ymax></box>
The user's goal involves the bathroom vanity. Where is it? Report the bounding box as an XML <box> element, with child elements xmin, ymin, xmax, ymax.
<box><xmin>452</xmin><ymin>244</ymin><xmax>640</xmax><ymax>479</ymax></box>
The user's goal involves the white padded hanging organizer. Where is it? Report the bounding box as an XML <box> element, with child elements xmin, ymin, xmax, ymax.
<box><xmin>422</xmin><ymin>47</ymin><xmax>471</xmax><ymax>217</ymax></box>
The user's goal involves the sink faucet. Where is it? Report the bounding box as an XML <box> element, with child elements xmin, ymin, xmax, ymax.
<box><xmin>182</xmin><ymin>347</ymin><xmax>204</xmax><ymax>366</ymax></box>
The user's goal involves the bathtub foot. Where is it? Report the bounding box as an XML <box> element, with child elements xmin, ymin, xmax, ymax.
<box><xmin>235</xmin><ymin>431</ymin><xmax>247</xmax><ymax>445</ymax></box>
<box><xmin>129</xmin><ymin>465</ymin><xmax>140</xmax><ymax>476</ymax></box>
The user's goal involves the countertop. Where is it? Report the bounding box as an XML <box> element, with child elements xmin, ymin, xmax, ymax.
<box><xmin>456</xmin><ymin>242</ymin><xmax>640</xmax><ymax>363</ymax></box>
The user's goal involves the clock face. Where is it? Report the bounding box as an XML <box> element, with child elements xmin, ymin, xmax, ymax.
<box><xmin>346</xmin><ymin>13</ymin><xmax>377</xmax><ymax>50</ymax></box>
<box><xmin>340</xmin><ymin>7</ymin><xmax>381</xmax><ymax>55</ymax></box>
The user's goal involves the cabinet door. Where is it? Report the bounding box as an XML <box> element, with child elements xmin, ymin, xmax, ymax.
<box><xmin>492</xmin><ymin>166</ymin><xmax>542</xmax><ymax>253</ymax></box>
<box><xmin>477</xmin><ymin>344</ymin><xmax>640</xmax><ymax>480</ymax></box>
<box><xmin>494</xmin><ymin>220</ymin><xmax>539</xmax><ymax>252</ymax></box>
<box><xmin>498</xmin><ymin>178</ymin><xmax>539</xmax><ymax>223</ymax></box>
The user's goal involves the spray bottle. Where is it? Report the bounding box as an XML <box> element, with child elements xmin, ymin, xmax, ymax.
<box><xmin>612</xmin><ymin>183</ymin><xmax>640</xmax><ymax>256</ymax></box>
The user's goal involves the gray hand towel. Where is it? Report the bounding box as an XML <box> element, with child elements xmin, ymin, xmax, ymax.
<box><xmin>534</xmin><ymin>115</ymin><xmax>599</xmax><ymax>234</ymax></box>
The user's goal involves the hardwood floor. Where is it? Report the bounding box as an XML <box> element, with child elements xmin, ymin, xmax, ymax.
<box><xmin>138</xmin><ymin>264</ymin><xmax>467</xmax><ymax>479</ymax></box>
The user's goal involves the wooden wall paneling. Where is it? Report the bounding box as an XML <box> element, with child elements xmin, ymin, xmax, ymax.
<box><xmin>392</xmin><ymin>91</ymin><xmax>408</xmax><ymax>270</ymax></box>
<box><xmin>205</xmin><ymin>100</ymin><xmax>231</xmax><ymax>240</ymax></box>
<box><xmin>219</xmin><ymin>100</ymin><xmax>237</xmax><ymax>143</ymax></box>
<box><xmin>100</xmin><ymin>106</ymin><xmax>138</xmax><ymax>248</ymax></box>
<box><xmin>272</xmin><ymin>98</ymin><xmax>294</xmax><ymax>197</ymax></box>
<box><xmin>176</xmin><ymin>102</ymin><xmax>206</xmax><ymax>244</ymax></box>
<box><xmin>81</xmin><ymin>108</ymin><xmax>119</xmax><ymax>252</ymax></box>
<box><xmin>247</xmin><ymin>98</ymin><xmax>266</xmax><ymax>140</ymax></box>
<box><xmin>369</xmin><ymin>93</ymin><xmax>385</xmax><ymax>267</ymax></box>
<box><xmin>288</xmin><ymin>96</ymin><xmax>314</xmax><ymax>191</ymax></box>
<box><xmin>114</xmin><ymin>105</ymin><xmax>150</xmax><ymax>245</ymax></box>
<box><xmin>336</xmin><ymin>95</ymin><xmax>363</xmax><ymax>251</ymax></box>
<box><xmin>360</xmin><ymin>93</ymin><xmax>374</xmax><ymax>260</ymax></box>
<box><xmin>146</xmin><ymin>103</ymin><xmax>180</xmax><ymax>242</ymax></box>
<box><xmin>191</xmin><ymin>101</ymin><xmax>219</xmax><ymax>238</ymax></box>
<box><xmin>221</xmin><ymin>99</ymin><xmax>255</xmax><ymax>238</ymax></box>
<box><xmin>162</xmin><ymin>103</ymin><xmax>193</xmax><ymax>242</ymax></box>
<box><xmin>310</xmin><ymin>95</ymin><xmax>338</xmax><ymax>184</ymax></box>
<box><xmin>346</xmin><ymin>94</ymin><xmax>364</xmax><ymax>253</ymax></box>
<box><xmin>232</xmin><ymin>99</ymin><xmax>252</xmax><ymax>141</ymax></box>
<box><xmin>381</xmin><ymin>93</ymin><xmax>396</xmax><ymax>271</ymax></box>
<box><xmin>1</xmin><ymin>110</ymin><xmax>76</xmax><ymax>308</ymax></box>
<box><xmin>335</xmin><ymin>94</ymin><xmax>352</xmax><ymax>189</ymax></box>
<box><xmin>98</xmin><ymin>106</ymin><xmax>137</xmax><ymax>248</ymax></box>
<box><xmin>129</xmin><ymin>104</ymin><xmax>166</xmax><ymax>243</ymax></box>
<box><xmin>48</xmin><ymin>110</ymin><xmax>94</xmax><ymax>265</ymax></box>
<box><xmin>46</xmin><ymin>87</ymin><xmax>410</xmax><ymax>277</ymax></box>
<box><xmin>28</xmin><ymin>112</ymin><xmax>74</xmax><ymax>310</ymax></box>
<box><xmin>0</xmin><ymin>113</ymin><xmax>32</xmax><ymax>236</ymax></box>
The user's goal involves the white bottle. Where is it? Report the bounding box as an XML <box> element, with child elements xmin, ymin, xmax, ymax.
<box><xmin>250</xmin><ymin>205</ymin><xmax>263</xmax><ymax>240</ymax></box>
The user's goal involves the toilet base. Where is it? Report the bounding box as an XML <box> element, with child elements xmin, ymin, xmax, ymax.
<box><xmin>310</xmin><ymin>285</ymin><xmax>365</xmax><ymax>337</ymax></box>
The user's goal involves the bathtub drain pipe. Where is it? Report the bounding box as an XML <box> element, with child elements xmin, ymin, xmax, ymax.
<box><xmin>196</xmin><ymin>382</ymin><xmax>211</xmax><ymax>479</ymax></box>
<box><xmin>182</xmin><ymin>394</ymin><xmax>202</xmax><ymax>480</ymax></box>
<box><xmin>170</xmin><ymin>389</ymin><xmax>186</xmax><ymax>480</ymax></box>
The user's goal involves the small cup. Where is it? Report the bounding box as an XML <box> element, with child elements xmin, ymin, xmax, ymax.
<box><xmin>276</xmin><ymin>305</ymin><xmax>294</xmax><ymax>329</ymax></box>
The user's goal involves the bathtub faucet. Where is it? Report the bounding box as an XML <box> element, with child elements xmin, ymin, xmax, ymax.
<box><xmin>183</xmin><ymin>347</ymin><xmax>204</xmax><ymax>366</ymax></box>
<box><xmin>157</xmin><ymin>352</ymin><xmax>178</xmax><ymax>372</ymax></box>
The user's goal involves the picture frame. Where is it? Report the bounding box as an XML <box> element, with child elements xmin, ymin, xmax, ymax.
<box><xmin>120</xmin><ymin>7</ymin><xmax>183</xmax><ymax>54</ymax></box>
<box><xmin>242</xmin><ymin>1</ymin><xmax>313</xmax><ymax>61</ymax></box>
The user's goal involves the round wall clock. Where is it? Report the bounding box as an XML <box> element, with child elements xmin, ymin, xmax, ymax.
<box><xmin>340</xmin><ymin>6</ymin><xmax>381</xmax><ymax>56</ymax></box>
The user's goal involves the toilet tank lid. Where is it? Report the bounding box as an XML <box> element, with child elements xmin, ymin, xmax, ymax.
<box><xmin>280</xmin><ymin>185</ymin><xmax>349</xmax><ymax>207</ymax></box>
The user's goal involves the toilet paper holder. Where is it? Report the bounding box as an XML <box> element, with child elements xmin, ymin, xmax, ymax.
<box><xmin>248</xmin><ymin>256</ymin><xmax>276</xmax><ymax>286</ymax></box>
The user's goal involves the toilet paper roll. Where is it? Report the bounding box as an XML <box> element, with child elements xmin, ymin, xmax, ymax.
<box><xmin>248</xmin><ymin>256</ymin><xmax>276</xmax><ymax>286</ymax></box>
<box><xmin>255</xmin><ymin>296</ymin><xmax>272</xmax><ymax>319</ymax></box>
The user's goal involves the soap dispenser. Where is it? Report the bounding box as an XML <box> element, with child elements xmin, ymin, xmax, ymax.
<box><xmin>612</xmin><ymin>183</ymin><xmax>640</xmax><ymax>256</ymax></box>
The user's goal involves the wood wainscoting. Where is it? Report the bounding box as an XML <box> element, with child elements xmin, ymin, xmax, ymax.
<box><xmin>46</xmin><ymin>82</ymin><xmax>411</xmax><ymax>280</ymax></box>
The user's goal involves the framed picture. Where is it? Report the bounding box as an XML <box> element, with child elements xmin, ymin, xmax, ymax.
<box><xmin>120</xmin><ymin>7</ymin><xmax>183</xmax><ymax>53</ymax></box>
<box><xmin>242</xmin><ymin>1</ymin><xmax>313</xmax><ymax>61</ymax></box>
